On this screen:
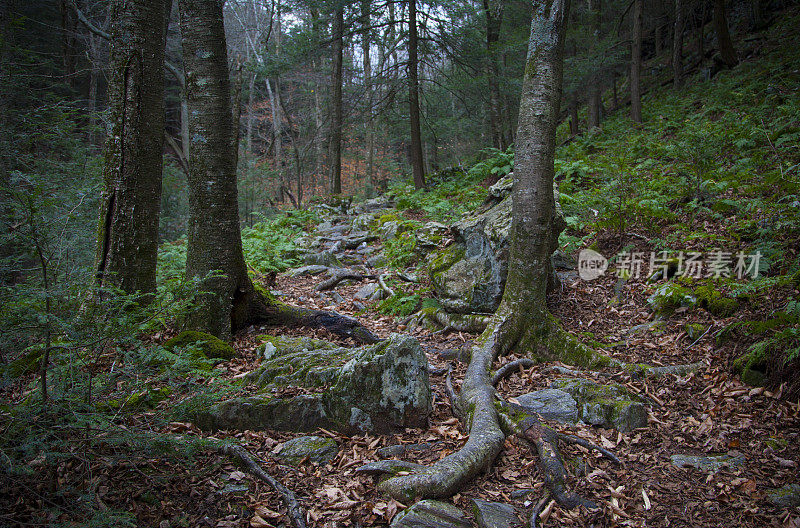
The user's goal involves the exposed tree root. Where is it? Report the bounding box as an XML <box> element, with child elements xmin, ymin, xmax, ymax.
<box><xmin>424</xmin><ymin>308</ymin><xmax>492</xmax><ymax>334</ymax></box>
<box><xmin>378</xmin><ymin>274</ymin><xmax>395</xmax><ymax>298</ymax></box>
<box><xmin>492</xmin><ymin>358</ymin><xmax>537</xmax><ymax>386</ymax></box>
<box><xmin>315</xmin><ymin>269</ymin><xmax>373</xmax><ymax>291</ymax></box>
<box><xmin>530</xmin><ymin>491</ymin><xmax>552</xmax><ymax>528</ymax></box>
<box><xmin>216</xmin><ymin>444</ymin><xmax>307</xmax><ymax>528</ymax></box>
<box><xmin>246</xmin><ymin>290</ymin><xmax>380</xmax><ymax>344</ymax></box>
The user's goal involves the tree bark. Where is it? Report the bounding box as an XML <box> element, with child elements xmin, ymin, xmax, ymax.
<box><xmin>178</xmin><ymin>0</ymin><xmax>251</xmax><ymax>339</ymax></box>
<box><xmin>483</xmin><ymin>0</ymin><xmax>505</xmax><ymax>149</ymax></box>
<box><xmin>713</xmin><ymin>0</ymin><xmax>737</xmax><ymax>67</ymax></box>
<box><xmin>361</xmin><ymin>0</ymin><xmax>375</xmax><ymax>192</ymax></box>
<box><xmin>329</xmin><ymin>3</ymin><xmax>344</xmax><ymax>195</ymax></box>
<box><xmin>673</xmin><ymin>0</ymin><xmax>685</xmax><ymax>88</ymax></box>
<box><xmin>587</xmin><ymin>0</ymin><xmax>602</xmax><ymax>130</ymax></box>
<box><xmin>630</xmin><ymin>0</ymin><xmax>643</xmax><ymax>123</ymax></box>
<box><xmin>96</xmin><ymin>0</ymin><xmax>166</xmax><ymax>295</ymax></box>
<box><xmin>408</xmin><ymin>0</ymin><xmax>426</xmax><ymax>190</ymax></box>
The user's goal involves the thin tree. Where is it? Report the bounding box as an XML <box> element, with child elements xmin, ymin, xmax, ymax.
<box><xmin>630</xmin><ymin>0</ymin><xmax>643</xmax><ymax>123</ymax></box>
<box><xmin>673</xmin><ymin>0</ymin><xmax>685</xmax><ymax>88</ymax></box>
<box><xmin>361</xmin><ymin>0</ymin><xmax>375</xmax><ymax>191</ymax></box>
<box><xmin>588</xmin><ymin>0</ymin><xmax>602</xmax><ymax>129</ymax></box>
<box><xmin>95</xmin><ymin>0</ymin><xmax>167</xmax><ymax>295</ymax></box>
<box><xmin>408</xmin><ymin>0</ymin><xmax>426</xmax><ymax>190</ymax></box>
<box><xmin>482</xmin><ymin>0</ymin><xmax>506</xmax><ymax>149</ymax></box>
<box><xmin>329</xmin><ymin>2</ymin><xmax>344</xmax><ymax>195</ymax></box>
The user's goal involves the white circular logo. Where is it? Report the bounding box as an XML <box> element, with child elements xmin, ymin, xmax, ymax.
<box><xmin>578</xmin><ymin>249</ymin><xmax>608</xmax><ymax>281</ymax></box>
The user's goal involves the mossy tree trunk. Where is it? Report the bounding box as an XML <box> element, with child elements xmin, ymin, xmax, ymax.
<box><xmin>329</xmin><ymin>3</ymin><xmax>344</xmax><ymax>196</ymax></box>
<box><xmin>95</xmin><ymin>0</ymin><xmax>167</xmax><ymax>295</ymax></box>
<box><xmin>713</xmin><ymin>0</ymin><xmax>738</xmax><ymax>67</ymax></box>
<box><xmin>379</xmin><ymin>0</ymin><xmax>581</xmax><ymax>501</ymax></box>
<box><xmin>630</xmin><ymin>0</ymin><xmax>643</xmax><ymax>123</ymax></box>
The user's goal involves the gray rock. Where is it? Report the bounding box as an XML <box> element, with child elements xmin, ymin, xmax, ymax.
<box><xmin>670</xmin><ymin>452</ymin><xmax>745</xmax><ymax>472</ymax></box>
<box><xmin>275</xmin><ymin>435</ymin><xmax>339</xmax><ymax>466</ymax></box>
<box><xmin>219</xmin><ymin>483</ymin><xmax>249</xmax><ymax>494</ymax></box>
<box><xmin>428</xmin><ymin>182</ymin><xmax>564</xmax><ymax>315</ymax></box>
<box><xmin>391</xmin><ymin>500</ymin><xmax>472</xmax><ymax>528</ymax></box>
<box><xmin>552</xmin><ymin>378</ymin><xmax>649</xmax><ymax>432</ymax></box>
<box><xmin>304</xmin><ymin>250</ymin><xmax>341</xmax><ymax>267</ymax></box>
<box><xmin>417</xmin><ymin>222</ymin><xmax>449</xmax><ymax>247</ymax></box>
<box><xmin>767</xmin><ymin>484</ymin><xmax>800</xmax><ymax>508</ymax></box>
<box><xmin>516</xmin><ymin>389</ymin><xmax>579</xmax><ymax>423</ymax></box>
<box><xmin>193</xmin><ymin>334</ymin><xmax>431</xmax><ymax>434</ymax></box>
<box><xmin>355</xmin><ymin>283</ymin><xmax>380</xmax><ymax>300</ymax></box>
<box><xmin>551</xmin><ymin>250</ymin><xmax>577</xmax><ymax>270</ymax></box>
<box><xmin>352</xmin><ymin>213</ymin><xmax>376</xmax><ymax>231</ymax></box>
<box><xmin>509</xmin><ymin>489</ymin><xmax>535</xmax><ymax>500</ymax></box>
<box><xmin>353</xmin><ymin>301</ymin><xmax>367</xmax><ymax>311</ymax></box>
<box><xmin>488</xmin><ymin>174</ymin><xmax>514</xmax><ymax>201</ymax></box>
<box><xmin>289</xmin><ymin>265</ymin><xmax>330</xmax><ymax>277</ymax></box>
<box><xmin>366</xmin><ymin>253</ymin><xmax>387</xmax><ymax>269</ymax></box>
<box><xmin>324</xmin><ymin>334</ymin><xmax>432</xmax><ymax>433</ymax></box>
<box><xmin>471</xmin><ymin>499</ymin><xmax>520</xmax><ymax>528</ymax></box>
<box><xmin>380</xmin><ymin>220</ymin><xmax>402</xmax><ymax>240</ymax></box>
<box><xmin>331</xmin><ymin>291</ymin><xmax>345</xmax><ymax>304</ymax></box>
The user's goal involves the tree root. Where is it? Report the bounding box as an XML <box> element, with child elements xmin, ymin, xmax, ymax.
<box><xmin>530</xmin><ymin>491</ymin><xmax>552</xmax><ymax>528</ymax></box>
<box><xmin>425</xmin><ymin>308</ymin><xmax>492</xmax><ymax>334</ymax></box>
<box><xmin>315</xmin><ymin>269</ymin><xmax>373</xmax><ymax>291</ymax></box>
<box><xmin>378</xmin><ymin>274</ymin><xmax>395</xmax><ymax>298</ymax></box>
<box><xmin>492</xmin><ymin>358</ymin><xmax>537</xmax><ymax>386</ymax></box>
<box><xmin>216</xmin><ymin>444</ymin><xmax>307</xmax><ymax>528</ymax></box>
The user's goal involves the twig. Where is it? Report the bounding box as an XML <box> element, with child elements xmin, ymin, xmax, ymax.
<box><xmin>557</xmin><ymin>433</ymin><xmax>622</xmax><ymax>465</ymax></box>
<box><xmin>685</xmin><ymin>323</ymin><xmax>713</xmax><ymax>350</ymax></box>
<box><xmin>216</xmin><ymin>444</ymin><xmax>307</xmax><ymax>528</ymax></box>
<box><xmin>491</xmin><ymin>358</ymin><xmax>537</xmax><ymax>386</ymax></box>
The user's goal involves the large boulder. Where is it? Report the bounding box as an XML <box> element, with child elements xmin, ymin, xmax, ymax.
<box><xmin>390</xmin><ymin>500</ymin><xmax>472</xmax><ymax>528</ymax></box>
<box><xmin>192</xmin><ymin>334</ymin><xmax>431</xmax><ymax>435</ymax></box>
<box><xmin>274</xmin><ymin>436</ymin><xmax>339</xmax><ymax>466</ymax></box>
<box><xmin>427</xmin><ymin>175</ymin><xmax>565</xmax><ymax>315</ymax></box>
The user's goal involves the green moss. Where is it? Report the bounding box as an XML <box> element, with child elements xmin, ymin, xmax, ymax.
<box><xmin>685</xmin><ymin>323</ymin><xmax>709</xmax><ymax>341</ymax></box>
<box><xmin>765</xmin><ymin>437</ymin><xmax>789</xmax><ymax>450</ymax></box>
<box><xmin>647</xmin><ymin>282</ymin><xmax>697</xmax><ymax>316</ymax></box>
<box><xmin>164</xmin><ymin>330</ymin><xmax>235</xmax><ymax>360</ymax></box>
<box><xmin>694</xmin><ymin>284</ymin><xmax>738</xmax><ymax>317</ymax></box>
<box><xmin>733</xmin><ymin>352</ymin><xmax>767</xmax><ymax>386</ymax></box>
<box><xmin>97</xmin><ymin>387</ymin><xmax>172</xmax><ymax>412</ymax></box>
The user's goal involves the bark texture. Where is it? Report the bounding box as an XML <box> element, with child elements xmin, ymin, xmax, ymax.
<box><xmin>630</xmin><ymin>0</ymin><xmax>643</xmax><ymax>123</ymax></box>
<box><xmin>329</xmin><ymin>4</ymin><xmax>344</xmax><ymax>195</ymax></box>
<box><xmin>713</xmin><ymin>0</ymin><xmax>738</xmax><ymax>66</ymax></box>
<box><xmin>96</xmin><ymin>0</ymin><xmax>166</xmax><ymax>295</ymax></box>
<box><xmin>179</xmin><ymin>0</ymin><xmax>251</xmax><ymax>339</ymax></box>
<box><xmin>673</xmin><ymin>0</ymin><xmax>685</xmax><ymax>88</ymax></box>
<box><xmin>587</xmin><ymin>0</ymin><xmax>602</xmax><ymax>130</ymax></box>
<box><xmin>408</xmin><ymin>0</ymin><xmax>426</xmax><ymax>190</ymax></box>
<box><xmin>483</xmin><ymin>0</ymin><xmax>506</xmax><ymax>149</ymax></box>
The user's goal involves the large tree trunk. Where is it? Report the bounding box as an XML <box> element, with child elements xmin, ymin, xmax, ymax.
<box><xmin>587</xmin><ymin>0</ymin><xmax>602</xmax><ymax>130</ymax></box>
<box><xmin>329</xmin><ymin>4</ymin><xmax>344</xmax><ymax>195</ymax></box>
<box><xmin>673</xmin><ymin>0</ymin><xmax>685</xmax><ymax>88</ymax></box>
<box><xmin>408</xmin><ymin>0</ymin><xmax>426</xmax><ymax>190</ymax></box>
<box><xmin>96</xmin><ymin>0</ymin><xmax>166</xmax><ymax>295</ymax></box>
<box><xmin>713</xmin><ymin>0</ymin><xmax>737</xmax><ymax>67</ymax></box>
<box><xmin>178</xmin><ymin>0</ymin><xmax>251</xmax><ymax>339</ymax></box>
<box><xmin>630</xmin><ymin>0</ymin><xmax>643</xmax><ymax>123</ymax></box>
<box><xmin>483</xmin><ymin>0</ymin><xmax>505</xmax><ymax>149</ymax></box>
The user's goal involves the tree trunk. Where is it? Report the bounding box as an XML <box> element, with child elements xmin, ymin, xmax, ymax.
<box><xmin>569</xmin><ymin>98</ymin><xmax>579</xmax><ymax>136</ymax></box>
<box><xmin>630</xmin><ymin>0</ymin><xmax>643</xmax><ymax>123</ymax></box>
<box><xmin>361</xmin><ymin>0</ymin><xmax>375</xmax><ymax>192</ymax></box>
<box><xmin>483</xmin><ymin>0</ymin><xmax>505</xmax><ymax>149</ymax></box>
<box><xmin>378</xmin><ymin>0</ymin><xmax>574</xmax><ymax>502</ymax></box>
<box><xmin>588</xmin><ymin>0</ymin><xmax>602</xmax><ymax>130</ymax></box>
<box><xmin>178</xmin><ymin>0</ymin><xmax>251</xmax><ymax>339</ymax></box>
<box><xmin>329</xmin><ymin>4</ymin><xmax>344</xmax><ymax>195</ymax></box>
<box><xmin>673</xmin><ymin>0</ymin><xmax>685</xmax><ymax>88</ymax></box>
<box><xmin>713</xmin><ymin>0</ymin><xmax>737</xmax><ymax>66</ymax></box>
<box><xmin>96</xmin><ymin>0</ymin><xmax>166</xmax><ymax>295</ymax></box>
<box><xmin>408</xmin><ymin>0</ymin><xmax>426</xmax><ymax>190</ymax></box>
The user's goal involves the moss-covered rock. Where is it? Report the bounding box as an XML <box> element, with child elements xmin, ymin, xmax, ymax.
<box><xmin>733</xmin><ymin>352</ymin><xmax>767</xmax><ymax>386</ymax></box>
<box><xmin>685</xmin><ymin>323</ymin><xmax>709</xmax><ymax>341</ymax></box>
<box><xmin>552</xmin><ymin>378</ymin><xmax>648</xmax><ymax>432</ymax></box>
<box><xmin>647</xmin><ymin>282</ymin><xmax>697</xmax><ymax>317</ymax></box>
<box><xmin>196</xmin><ymin>334</ymin><xmax>432</xmax><ymax>434</ymax></box>
<box><xmin>390</xmin><ymin>500</ymin><xmax>471</xmax><ymax>528</ymax></box>
<box><xmin>164</xmin><ymin>330</ymin><xmax>235</xmax><ymax>360</ymax></box>
<box><xmin>767</xmin><ymin>484</ymin><xmax>800</xmax><ymax>508</ymax></box>
<box><xmin>274</xmin><ymin>435</ymin><xmax>339</xmax><ymax>466</ymax></box>
<box><xmin>694</xmin><ymin>284</ymin><xmax>739</xmax><ymax>317</ymax></box>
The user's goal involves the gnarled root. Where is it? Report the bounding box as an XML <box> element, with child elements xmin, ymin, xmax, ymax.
<box><xmin>376</xmin><ymin>319</ymin><xmax>508</xmax><ymax>501</ymax></box>
<box><xmin>492</xmin><ymin>358</ymin><xmax>537</xmax><ymax>386</ymax></box>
